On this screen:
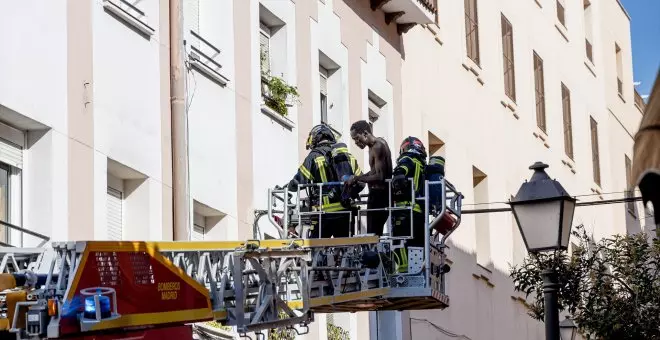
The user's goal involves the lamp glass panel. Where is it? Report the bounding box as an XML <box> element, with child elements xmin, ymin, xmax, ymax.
<box><xmin>560</xmin><ymin>326</ymin><xmax>576</xmax><ymax>340</ymax></box>
<box><xmin>561</xmin><ymin>199</ymin><xmax>576</xmax><ymax>248</ymax></box>
<box><xmin>514</xmin><ymin>200</ymin><xmax>562</xmax><ymax>250</ymax></box>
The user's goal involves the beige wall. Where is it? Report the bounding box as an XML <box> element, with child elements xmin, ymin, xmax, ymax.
<box><xmin>402</xmin><ymin>0</ymin><xmax>645</xmax><ymax>339</ymax></box>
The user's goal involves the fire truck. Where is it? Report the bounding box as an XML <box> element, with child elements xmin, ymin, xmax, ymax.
<box><xmin>0</xmin><ymin>178</ymin><xmax>462</xmax><ymax>339</ymax></box>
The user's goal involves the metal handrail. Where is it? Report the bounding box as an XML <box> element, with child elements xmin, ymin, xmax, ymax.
<box><xmin>0</xmin><ymin>220</ymin><xmax>49</xmax><ymax>248</ymax></box>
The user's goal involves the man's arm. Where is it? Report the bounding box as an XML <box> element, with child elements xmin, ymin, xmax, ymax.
<box><xmin>355</xmin><ymin>142</ymin><xmax>389</xmax><ymax>184</ymax></box>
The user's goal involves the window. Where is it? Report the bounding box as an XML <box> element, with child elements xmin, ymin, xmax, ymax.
<box><xmin>193</xmin><ymin>212</ymin><xmax>206</xmax><ymax>241</ymax></box>
<box><xmin>561</xmin><ymin>83</ymin><xmax>574</xmax><ymax>160</ymax></box>
<box><xmin>473</xmin><ymin>167</ymin><xmax>490</xmax><ymax>267</ymax></box>
<box><xmin>533</xmin><ymin>52</ymin><xmax>546</xmax><ymax>132</ymax></box>
<box><xmin>320</xmin><ymin>65</ymin><xmax>329</xmax><ymax>124</ymax></box>
<box><xmin>368</xmin><ymin>97</ymin><xmax>380</xmax><ymax>125</ymax></box>
<box><xmin>583</xmin><ymin>0</ymin><xmax>594</xmax><ymax>63</ymax></box>
<box><xmin>107</xmin><ymin>186</ymin><xmax>123</xmax><ymax>241</ymax></box>
<box><xmin>464</xmin><ymin>0</ymin><xmax>480</xmax><ymax>65</ymax></box>
<box><xmin>590</xmin><ymin>117</ymin><xmax>600</xmax><ymax>186</ymax></box>
<box><xmin>501</xmin><ymin>14</ymin><xmax>516</xmax><ymax>102</ymax></box>
<box><xmin>428</xmin><ymin>131</ymin><xmax>446</xmax><ymax>157</ymax></box>
<box><xmin>625</xmin><ymin>155</ymin><xmax>635</xmax><ymax>216</ymax></box>
<box><xmin>259</xmin><ymin>22</ymin><xmax>271</xmax><ymax>75</ymax></box>
<box><xmin>367</xmin><ymin>90</ymin><xmax>388</xmax><ymax>142</ymax></box>
<box><xmin>0</xmin><ymin>164</ymin><xmax>9</xmax><ymax>244</ymax></box>
<box><xmin>615</xmin><ymin>43</ymin><xmax>623</xmax><ymax>96</ymax></box>
<box><xmin>0</xmin><ymin>124</ymin><xmax>24</xmax><ymax>245</ymax></box>
<box><xmin>557</xmin><ymin>0</ymin><xmax>566</xmax><ymax>27</ymax></box>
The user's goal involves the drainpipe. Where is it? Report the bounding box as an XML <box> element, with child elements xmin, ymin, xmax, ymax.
<box><xmin>169</xmin><ymin>0</ymin><xmax>190</xmax><ymax>241</ymax></box>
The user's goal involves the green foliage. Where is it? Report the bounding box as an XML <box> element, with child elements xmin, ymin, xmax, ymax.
<box><xmin>327</xmin><ymin>323</ymin><xmax>350</xmax><ymax>340</ymax></box>
<box><xmin>268</xmin><ymin>312</ymin><xmax>297</xmax><ymax>340</ymax></box>
<box><xmin>260</xmin><ymin>50</ymin><xmax>299</xmax><ymax>117</ymax></box>
<box><xmin>203</xmin><ymin>321</ymin><xmax>233</xmax><ymax>332</ymax></box>
<box><xmin>510</xmin><ymin>224</ymin><xmax>660</xmax><ymax>340</ymax></box>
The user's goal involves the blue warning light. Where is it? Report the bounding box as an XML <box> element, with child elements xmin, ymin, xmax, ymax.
<box><xmin>83</xmin><ymin>290</ymin><xmax>111</xmax><ymax>319</ymax></box>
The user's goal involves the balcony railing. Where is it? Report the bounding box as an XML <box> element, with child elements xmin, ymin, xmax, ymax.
<box><xmin>370</xmin><ymin>0</ymin><xmax>438</xmax><ymax>34</ymax></box>
<box><xmin>634</xmin><ymin>89</ymin><xmax>646</xmax><ymax>112</ymax></box>
<box><xmin>585</xmin><ymin>39</ymin><xmax>593</xmax><ymax>63</ymax></box>
<box><xmin>617</xmin><ymin>78</ymin><xmax>623</xmax><ymax>96</ymax></box>
<box><xmin>187</xmin><ymin>30</ymin><xmax>230</xmax><ymax>87</ymax></box>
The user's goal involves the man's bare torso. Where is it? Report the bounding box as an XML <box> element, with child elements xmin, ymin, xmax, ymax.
<box><xmin>369</xmin><ymin>138</ymin><xmax>393</xmax><ymax>191</ymax></box>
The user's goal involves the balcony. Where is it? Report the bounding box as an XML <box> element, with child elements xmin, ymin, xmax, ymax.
<box><xmin>370</xmin><ymin>0</ymin><xmax>438</xmax><ymax>34</ymax></box>
<box><xmin>617</xmin><ymin>77</ymin><xmax>623</xmax><ymax>96</ymax></box>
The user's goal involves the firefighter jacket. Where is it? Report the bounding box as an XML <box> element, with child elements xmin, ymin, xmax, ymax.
<box><xmin>391</xmin><ymin>153</ymin><xmax>426</xmax><ymax>213</ymax></box>
<box><xmin>291</xmin><ymin>144</ymin><xmax>345</xmax><ymax>212</ymax></box>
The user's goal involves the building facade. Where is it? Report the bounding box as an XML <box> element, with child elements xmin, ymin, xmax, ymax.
<box><xmin>0</xmin><ymin>0</ymin><xmax>650</xmax><ymax>339</ymax></box>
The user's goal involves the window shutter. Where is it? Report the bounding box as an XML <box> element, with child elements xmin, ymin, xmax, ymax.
<box><xmin>107</xmin><ymin>187</ymin><xmax>123</xmax><ymax>240</ymax></box>
<box><xmin>0</xmin><ymin>138</ymin><xmax>22</xmax><ymax>169</ymax></box>
<box><xmin>319</xmin><ymin>66</ymin><xmax>328</xmax><ymax>96</ymax></box>
<box><xmin>192</xmin><ymin>224</ymin><xmax>205</xmax><ymax>241</ymax></box>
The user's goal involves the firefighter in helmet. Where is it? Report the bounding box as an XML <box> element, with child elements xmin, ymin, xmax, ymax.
<box><xmin>288</xmin><ymin>124</ymin><xmax>353</xmax><ymax>239</ymax></box>
<box><xmin>390</xmin><ymin>136</ymin><xmax>428</xmax><ymax>273</ymax></box>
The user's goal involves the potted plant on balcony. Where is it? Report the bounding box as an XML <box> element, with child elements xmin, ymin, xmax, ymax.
<box><xmin>260</xmin><ymin>51</ymin><xmax>300</xmax><ymax>117</ymax></box>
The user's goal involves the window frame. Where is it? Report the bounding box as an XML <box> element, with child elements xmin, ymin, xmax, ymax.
<box><xmin>464</xmin><ymin>0</ymin><xmax>480</xmax><ymax>66</ymax></box>
<box><xmin>259</xmin><ymin>22</ymin><xmax>272</xmax><ymax>76</ymax></box>
<box><xmin>556</xmin><ymin>0</ymin><xmax>566</xmax><ymax>27</ymax></box>
<box><xmin>501</xmin><ymin>14</ymin><xmax>516</xmax><ymax>102</ymax></box>
<box><xmin>589</xmin><ymin>116</ymin><xmax>601</xmax><ymax>186</ymax></box>
<box><xmin>533</xmin><ymin>52</ymin><xmax>547</xmax><ymax>132</ymax></box>
<box><xmin>561</xmin><ymin>83</ymin><xmax>574</xmax><ymax>160</ymax></box>
<box><xmin>319</xmin><ymin>65</ymin><xmax>329</xmax><ymax>124</ymax></box>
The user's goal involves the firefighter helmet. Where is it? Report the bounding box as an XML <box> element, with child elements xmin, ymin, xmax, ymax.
<box><xmin>399</xmin><ymin>136</ymin><xmax>427</xmax><ymax>158</ymax></box>
<box><xmin>306</xmin><ymin>124</ymin><xmax>337</xmax><ymax>150</ymax></box>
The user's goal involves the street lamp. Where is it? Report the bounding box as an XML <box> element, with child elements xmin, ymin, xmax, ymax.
<box><xmin>559</xmin><ymin>316</ymin><xmax>578</xmax><ymax>340</ymax></box>
<box><xmin>509</xmin><ymin>162</ymin><xmax>576</xmax><ymax>340</ymax></box>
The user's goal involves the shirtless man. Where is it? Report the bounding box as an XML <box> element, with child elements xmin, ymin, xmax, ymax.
<box><xmin>345</xmin><ymin>120</ymin><xmax>393</xmax><ymax>236</ymax></box>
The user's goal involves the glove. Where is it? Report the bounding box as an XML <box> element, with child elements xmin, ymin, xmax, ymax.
<box><xmin>287</xmin><ymin>179</ymin><xmax>299</xmax><ymax>191</ymax></box>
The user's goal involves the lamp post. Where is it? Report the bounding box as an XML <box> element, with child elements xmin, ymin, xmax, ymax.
<box><xmin>559</xmin><ymin>316</ymin><xmax>578</xmax><ymax>340</ymax></box>
<box><xmin>509</xmin><ymin>162</ymin><xmax>576</xmax><ymax>340</ymax></box>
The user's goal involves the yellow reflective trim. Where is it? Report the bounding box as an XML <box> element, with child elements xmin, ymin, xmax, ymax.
<box><xmin>430</xmin><ymin>158</ymin><xmax>445</xmax><ymax>166</ymax></box>
<box><xmin>395</xmin><ymin>201</ymin><xmax>422</xmax><ymax>213</ymax></box>
<box><xmin>313</xmin><ymin>202</ymin><xmax>345</xmax><ymax>212</ymax></box>
<box><xmin>331</xmin><ymin>147</ymin><xmax>349</xmax><ymax>157</ymax></box>
<box><xmin>299</xmin><ymin>165</ymin><xmax>313</xmax><ymax>180</ymax></box>
<box><xmin>315</xmin><ymin>156</ymin><xmax>328</xmax><ymax>182</ymax></box>
<box><xmin>414</xmin><ymin>161</ymin><xmax>421</xmax><ymax>191</ymax></box>
<box><xmin>323</xmin><ymin>196</ymin><xmax>330</xmax><ymax>205</ymax></box>
<box><xmin>350</xmin><ymin>156</ymin><xmax>363</xmax><ymax>176</ymax></box>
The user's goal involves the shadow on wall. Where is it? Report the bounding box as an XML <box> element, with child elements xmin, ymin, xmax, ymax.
<box><xmin>410</xmin><ymin>243</ymin><xmax>545</xmax><ymax>340</ymax></box>
<box><xmin>341</xmin><ymin>0</ymin><xmax>405</xmax><ymax>57</ymax></box>
<box><xmin>624</xmin><ymin>200</ymin><xmax>643</xmax><ymax>235</ymax></box>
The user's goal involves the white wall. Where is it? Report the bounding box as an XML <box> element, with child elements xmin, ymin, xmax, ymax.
<box><xmin>0</xmin><ymin>0</ymin><xmax>68</xmax><ymax>133</ymax></box>
<box><xmin>92</xmin><ymin>0</ymin><xmax>164</xmax><ymax>182</ymax></box>
<box><xmin>252</xmin><ymin>1</ymin><xmax>299</xmax><ymax>222</ymax></box>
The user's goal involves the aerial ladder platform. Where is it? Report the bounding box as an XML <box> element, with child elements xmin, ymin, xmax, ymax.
<box><xmin>0</xmin><ymin>178</ymin><xmax>462</xmax><ymax>340</ymax></box>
